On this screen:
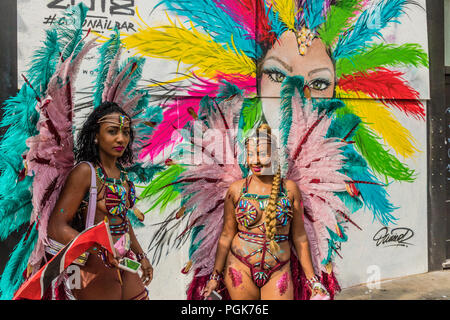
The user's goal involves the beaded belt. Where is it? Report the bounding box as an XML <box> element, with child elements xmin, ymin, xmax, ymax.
<box><xmin>237</xmin><ymin>230</ymin><xmax>289</xmax><ymax>244</ymax></box>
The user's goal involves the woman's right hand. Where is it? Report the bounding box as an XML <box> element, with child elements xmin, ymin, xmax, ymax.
<box><xmin>202</xmin><ymin>280</ymin><xmax>218</xmax><ymax>298</ymax></box>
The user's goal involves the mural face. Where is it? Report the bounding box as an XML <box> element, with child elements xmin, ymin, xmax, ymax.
<box><xmin>260</xmin><ymin>31</ymin><xmax>335</xmax><ymax>128</ymax></box>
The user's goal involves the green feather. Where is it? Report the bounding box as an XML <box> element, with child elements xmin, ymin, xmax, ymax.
<box><xmin>335</xmin><ymin>107</ymin><xmax>416</xmax><ymax>182</ymax></box>
<box><xmin>139</xmin><ymin>165</ymin><xmax>186</xmax><ymax>213</ymax></box>
<box><xmin>239</xmin><ymin>97</ymin><xmax>262</xmax><ymax>137</ymax></box>
<box><xmin>336</xmin><ymin>43</ymin><xmax>429</xmax><ymax>78</ymax></box>
<box><xmin>318</xmin><ymin>0</ymin><xmax>362</xmax><ymax>48</ymax></box>
<box><xmin>354</xmin><ymin>124</ymin><xmax>416</xmax><ymax>182</ymax></box>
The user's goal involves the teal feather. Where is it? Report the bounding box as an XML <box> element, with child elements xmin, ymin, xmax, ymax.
<box><xmin>279</xmin><ymin>76</ymin><xmax>305</xmax><ymax>177</ymax></box>
<box><xmin>313</xmin><ymin>98</ymin><xmax>345</xmax><ymax>116</ymax></box>
<box><xmin>0</xmin><ymin>225</ymin><xmax>38</xmax><ymax>300</ymax></box>
<box><xmin>0</xmin><ymin>85</ymin><xmax>38</xmax><ymax>240</ymax></box>
<box><xmin>336</xmin><ymin>191</ymin><xmax>364</xmax><ymax>213</ymax></box>
<box><xmin>303</xmin><ymin>0</ymin><xmax>327</xmax><ymax>30</ymax></box>
<box><xmin>127</xmin><ymin>209</ymin><xmax>145</xmax><ymax>228</ymax></box>
<box><xmin>156</xmin><ymin>0</ymin><xmax>261</xmax><ymax>58</ymax></box>
<box><xmin>280</xmin><ymin>76</ymin><xmax>306</xmax><ymax>147</ymax></box>
<box><xmin>322</xmin><ymin>223</ymin><xmax>347</xmax><ymax>265</ymax></box>
<box><xmin>93</xmin><ymin>28</ymin><xmax>121</xmax><ymax>107</ymax></box>
<box><xmin>134</xmin><ymin>104</ymin><xmax>164</xmax><ymax>142</ymax></box>
<box><xmin>58</xmin><ymin>3</ymin><xmax>89</xmax><ymax>61</ymax></box>
<box><xmin>216</xmin><ymin>80</ymin><xmax>243</xmax><ymax>102</ymax></box>
<box><xmin>267</xmin><ymin>5</ymin><xmax>288</xmax><ymax>38</ymax></box>
<box><xmin>340</xmin><ymin>146</ymin><xmax>398</xmax><ymax>225</ymax></box>
<box><xmin>188</xmin><ymin>225</ymin><xmax>205</xmax><ymax>259</ymax></box>
<box><xmin>127</xmin><ymin>163</ymin><xmax>165</xmax><ymax>184</ymax></box>
<box><xmin>26</xmin><ymin>29</ymin><xmax>60</xmax><ymax>97</ymax></box>
<box><xmin>326</xmin><ymin>113</ymin><xmax>361</xmax><ymax>140</ymax></box>
<box><xmin>333</xmin><ymin>0</ymin><xmax>411</xmax><ymax>60</ymax></box>
<box><xmin>118</xmin><ymin>56</ymin><xmax>146</xmax><ymax>98</ymax></box>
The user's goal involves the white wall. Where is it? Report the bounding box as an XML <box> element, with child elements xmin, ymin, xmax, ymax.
<box><xmin>17</xmin><ymin>0</ymin><xmax>430</xmax><ymax>298</ymax></box>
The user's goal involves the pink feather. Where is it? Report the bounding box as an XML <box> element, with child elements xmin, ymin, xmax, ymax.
<box><xmin>25</xmin><ymin>37</ymin><xmax>96</xmax><ymax>269</ymax></box>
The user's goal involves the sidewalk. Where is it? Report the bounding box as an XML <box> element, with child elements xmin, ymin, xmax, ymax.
<box><xmin>335</xmin><ymin>270</ymin><xmax>450</xmax><ymax>300</ymax></box>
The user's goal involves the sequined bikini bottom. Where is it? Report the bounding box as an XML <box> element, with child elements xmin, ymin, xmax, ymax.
<box><xmin>231</xmin><ymin>230</ymin><xmax>289</xmax><ymax>288</ymax></box>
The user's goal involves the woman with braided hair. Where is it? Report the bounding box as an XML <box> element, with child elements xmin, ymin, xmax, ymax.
<box><xmin>202</xmin><ymin>124</ymin><xmax>328</xmax><ymax>300</ymax></box>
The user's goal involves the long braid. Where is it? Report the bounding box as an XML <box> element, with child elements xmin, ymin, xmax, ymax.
<box><xmin>265</xmin><ymin>167</ymin><xmax>281</xmax><ymax>253</ymax></box>
<box><xmin>247</xmin><ymin>123</ymin><xmax>281</xmax><ymax>253</ymax></box>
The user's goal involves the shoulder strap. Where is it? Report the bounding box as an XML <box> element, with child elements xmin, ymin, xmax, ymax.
<box><xmin>80</xmin><ymin>161</ymin><xmax>97</xmax><ymax>229</ymax></box>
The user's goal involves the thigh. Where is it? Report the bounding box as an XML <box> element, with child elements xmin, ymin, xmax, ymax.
<box><xmin>223</xmin><ymin>252</ymin><xmax>260</xmax><ymax>300</ymax></box>
<box><xmin>71</xmin><ymin>253</ymin><xmax>122</xmax><ymax>300</ymax></box>
<box><xmin>121</xmin><ymin>270</ymin><xmax>148</xmax><ymax>300</ymax></box>
<box><xmin>260</xmin><ymin>263</ymin><xmax>294</xmax><ymax>300</ymax></box>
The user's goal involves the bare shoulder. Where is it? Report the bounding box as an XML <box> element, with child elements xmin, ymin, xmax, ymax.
<box><xmin>227</xmin><ymin>178</ymin><xmax>246</xmax><ymax>200</ymax></box>
<box><xmin>66</xmin><ymin>162</ymin><xmax>92</xmax><ymax>188</ymax></box>
<box><xmin>285</xmin><ymin>179</ymin><xmax>302</xmax><ymax>197</ymax></box>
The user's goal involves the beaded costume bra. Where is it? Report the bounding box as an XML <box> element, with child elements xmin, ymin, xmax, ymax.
<box><xmin>235</xmin><ymin>177</ymin><xmax>293</xmax><ymax>229</ymax></box>
<box><xmin>96</xmin><ymin>165</ymin><xmax>136</xmax><ymax>236</ymax></box>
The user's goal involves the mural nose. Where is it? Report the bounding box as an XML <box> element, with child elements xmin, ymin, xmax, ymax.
<box><xmin>303</xmin><ymin>85</ymin><xmax>311</xmax><ymax>99</ymax></box>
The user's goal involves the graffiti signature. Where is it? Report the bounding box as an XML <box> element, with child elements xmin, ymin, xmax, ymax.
<box><xmin>372</xmin><ymin>227</ymin><xmax>414</xmax><ymax>247</ymax></box>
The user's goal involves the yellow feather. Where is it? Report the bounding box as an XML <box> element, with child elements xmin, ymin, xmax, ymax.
<box><xmin>270</xmin><ymin>0</ymin><xmax>297</xmax><ymax>31</ymax></box>
<box><xmin>336</xmin><ymin>87</ymin><xmax>420</xmax><ymax>159</ymax></box>
<box><xmin>121</xmin><ymin>17</ymin><xmax>255</xmax><ymax>78</ymax></box>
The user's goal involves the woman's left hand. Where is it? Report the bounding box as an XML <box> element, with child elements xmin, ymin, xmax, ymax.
<box><xmin>140</xmin><ymin>258</ymin><xmax>153</xmax><ymax>286</ymax></box>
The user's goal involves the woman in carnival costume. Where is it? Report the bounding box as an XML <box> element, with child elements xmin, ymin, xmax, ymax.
<box><xmin>203</xmin><ymin>122</ymin><xmax>330</xmax><ymax>300</ymax></box>
<box><xmin>0</xmin><ymin>4</ymin><xmax>163</xmax><ymax>300</ymax></box>
<box><xmin>121</xmin><ymin>0</ymin><xmax>427</xmax><ymax>300</ymax></box>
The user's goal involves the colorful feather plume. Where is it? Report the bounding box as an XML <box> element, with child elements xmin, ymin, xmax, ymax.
<box><xmin>333</xmin><ymin>0</ymin><xmax>413</xmax><ymax>59</ymax></box>
<box><xmin>25</xmin><ymin>36</ymin><xmax>98</xmax><ymax>269</ymax></box>
<box><xmin>338</xmin><ymin>68</ymin><xmax>426</xmax><ymax>120</ymax></box>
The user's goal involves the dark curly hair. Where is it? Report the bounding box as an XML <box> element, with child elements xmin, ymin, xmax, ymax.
<box><xmin>75</xmin><ymin>101</ymin><xmax>135</xmax><ymax>166</ymax></box>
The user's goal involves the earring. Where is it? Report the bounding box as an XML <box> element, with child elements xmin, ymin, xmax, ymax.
<box><xmin>94</xmin><ymin>138</ymin><xmax>98</xmax><ymax>144</ymax></box>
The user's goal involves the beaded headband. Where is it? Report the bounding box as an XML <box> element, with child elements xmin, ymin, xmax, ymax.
<box><xmin>98</xmin><ymin>114</ymin><xmax>131</xmax><ymax>131</ymax></box>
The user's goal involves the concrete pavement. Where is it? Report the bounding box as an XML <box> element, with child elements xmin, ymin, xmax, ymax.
<box><xmin>335</xmin><ymin>270</ymin><xmax>450</xmax><ymax>300</ymax></box>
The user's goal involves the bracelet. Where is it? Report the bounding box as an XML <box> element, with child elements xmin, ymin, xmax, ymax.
<box><xmin>136</xmin><ymin>252</ymin><xmax>147</xmax><ymax>262</ymax></box>
<box><xmin>306</xmin><ymin>275</ymin><xmax>320</xmax><ymax>289</ymax></box>
<box><xmin>209</xmin><ymin>270</ymin><xmax>222</xmax><ymax>281</ymax></box>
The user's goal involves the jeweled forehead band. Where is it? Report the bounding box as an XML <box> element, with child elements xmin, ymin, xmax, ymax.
<box><xmin>296</xmin><ymin>26</ymin><xmax>315</xmax><ymax>56</ymax></box>
<box><xmin>98</xmin><ymin>114</ymin><xmax>131</xmax><ymax>131</ymax></box>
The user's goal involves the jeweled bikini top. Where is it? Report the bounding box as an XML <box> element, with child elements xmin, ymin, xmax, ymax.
<box><xmin>235</xmin><ymin>176</ymin><xmax>293</xmax><ymax>229</ymax></box>
<box><xmin>96</xmin><ymin>165</ymin><xmax>136</xmax><ymax>217</ymax></box>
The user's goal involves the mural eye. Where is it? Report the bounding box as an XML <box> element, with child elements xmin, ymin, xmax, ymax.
<box><xmin>308</xmin><ymin>78</ymin><xmax>331</xmax><ymax>91</ymax></box>
<box><xmin>263</xmin><ymin>69</ymin><xmax>287</xmax><ymax>83</ymax></box>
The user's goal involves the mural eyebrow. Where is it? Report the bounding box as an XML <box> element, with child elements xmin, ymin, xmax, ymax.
<box><xmin>264</xmin><ymin>56</ymin><xmax>293</xmax><ymax>73</ymax></box>
<box><xmin>308</xmin><ymin>68</ymin><xmax>333</xmax><ymax>77</ymax></box>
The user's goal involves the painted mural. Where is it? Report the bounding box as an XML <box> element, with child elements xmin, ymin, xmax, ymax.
<box><xmin>9</xmin><ymin>0</ymin><xmax>430</xmax><ymax>299</ymax></box>
<box><xmin>118</xmin><ymin>0</ymin><xmax>429</xmax><ymax>296</ymax></box>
